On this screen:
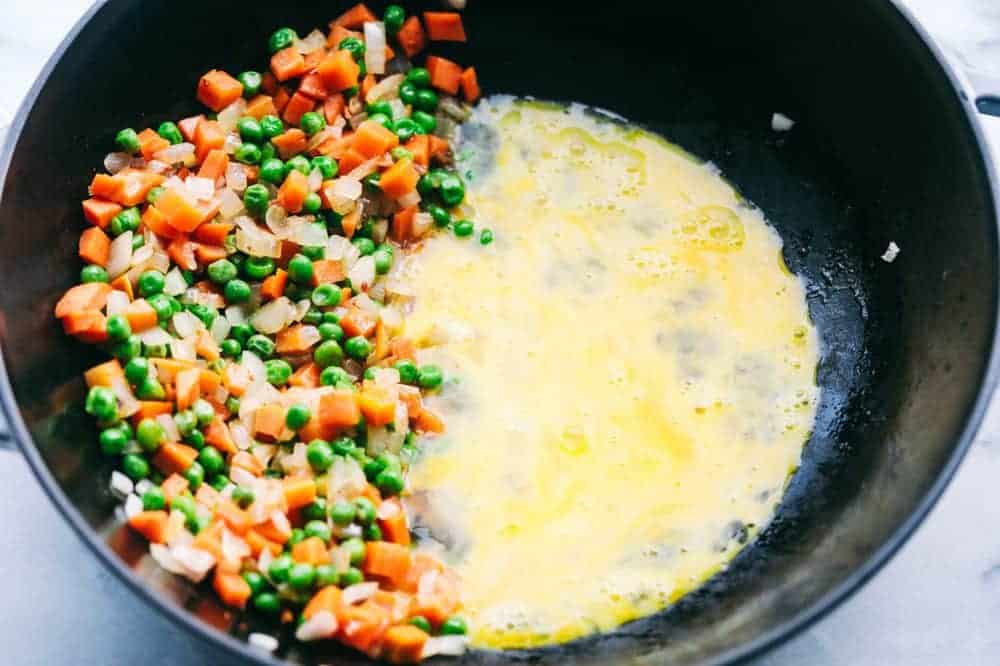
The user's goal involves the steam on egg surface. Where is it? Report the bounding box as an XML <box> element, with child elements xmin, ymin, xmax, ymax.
<box><xmin>397</xmin><ymin>99</ymin><xmax>820</xmax><ymax>649</ymax></box>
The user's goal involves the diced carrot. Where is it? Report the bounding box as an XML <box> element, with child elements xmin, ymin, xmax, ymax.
<box><xmin>385</xmin><ymin>45</ymin><xmax>396</xmax><ymax>60</ymax></box>
<box><xmin>359</xmin><ymin>385</ymin><xmax>397</xmax><ymax>427</ymax></box>
<box><xmin>360</xmin><ymin>73</ymin><xmax>376</xmax><ymax>101</ymax></box>
<box><xmin>273</xmin><ymin>86</ymin><xmax>292</xmax><ymax>114</ymax></box>
<box><xmin>283</xmin><ymin>476</ymin><xmax>317</xmax><ymax>510</ymax></box>
<box><xmin>378</xmin><ymin>498</ymin><xmax>411</xmax><ymax>546</ymax></box>
<box><xmin>158</xmin><ymin>474</ymin><xmax>189</xmax><ymax>503</ymax></box>
<box><xmin>195</xmin><ymin>483</ymin><xmax>221</xmax><ymax>510</ymax></box>
<box><xmin>271</xmin><ymin>46</ymin><xmax>308</xmax><ymax>82</ymax></box>
<box><xmin>202</xmin><ymin>417</ymin><xmax>237</xmax><ymax>454</ymax></box>
<box><xmin>222</xmin><ymin>363</ymin><xmax>252</xmax><ymax>397</ymax></box>
<box><xmin>327</xmin><ymin>24</ymin><xmax>362</xmax><ymax>48</ymax></box>
<box><xmin>260</xmin><ymin>268</ymin><xmax>288</xmax><ymax>301</ymax></box>
<box><xmin>378</xmin><ymin>158</ymin><xmax>419</xmax><ymax>199</ymax></box>
<box><xmin>311</xmin><ymin>259</ymin><xmax>346</xmax><ymax>285</ymax></box>
<box><xmin>123</xmin><ymin>298</ymin><xmax>158</xmax><ymax>332</ymax></box>
<box><xmin>194</xmin><ymin>121</ymin><xmax>227</xmax><ymax>164</ymax></box>
<box><xmin>141</xmin><ymin>204</ymin><xmax>178</xmax><ymax>239</ymax></box>
<box><xmin>194</xmin><ymin>329</ymin><xmax>220</xmax><ymax>362</ymax></box>
<box><xmin>339</xmin><ymin>601</ymin><xmax>391</xmax><ymax>652</ymax></box>
<box><xmin>191</xmin><ymin>521</ymin><xmax>224</xmax><ymax>561</ymax></box>
<box><xmin>353</xmin><ymin>120</ymin><xmax>399</xmax><ymax>158</ymax></box>
<box><xmin>167</xmin><ymin>235</ymin><xmax>198</xmax><ymax>271</ymax></box>
<box><xmin>197</xmin><ymin>148</ymin><xmax>229</xmax><ymax>181</ymax></box>
<box><xmin>81</xmin><ymin>197</ymin><xmax>122</xmax><ymax>229</ymax></box>
<box><xmin>128</xmin><ymin>511</ymin><xmax>170</xmax><ymax>543</ymax></box>
<box><xmin>55</xmin><ymin>282</ymin><xmax>111</xmax><ymax>318</ymax></box>
<box><xmin>174</xmin><ymin>367</ymin><xmax>201</xmax><ymax>411</ymax></box>
<box><xmin>275</xmin><ymin>324</ymin><xmax>320</xmax><ymax>354</ymax></box>
<box><xmin>200</xmin><ymin>369</ymin><xmax>222</xmax><ymax>395</ymax></box>
<box><xmin>283</xmin><ymin>90</ymin><xmax>315</xmax><ymax>126</ymax></box>
<box><xmin>373</xmin><ymin>318</ymin><xmax>390</xmax><ymax>361</ymax></box>
<box><xmin>428</xmin><ymin>135</ymin><xmax>450</xmax><ymax>161</ymax></box>
<box><xmin>460</xmin><ymin>66</ymin><xmax>480</xmax><ymax>103</ymax></box>
<box><xmin>337</xmin><ymin>148</ymin><xmax>367</xmax><ymax>175</ymax></box>
<box><xmin>415</xmin><ymin>408</ymin><xmax>445</xmax><ymax>434</ymax></box>
<box><xmin>98</xmin><ymin>169</ymin><xmax>164</xmax><ymax>207</ymax></box>
<box><xmin>254</xmin><ymin>404</ymin><xmax>287</xmax><ymax>442</ymax></box>
<box><xmin>390</xmin><ymin>337</ymin><xmax>416</xmax><ymax>361</ymax></box>
<box><xmin>214</xmin><ymin>499</ymin><xmax>250</xmax><ymax>536</ymax></box>
<box><xmin>271</xmin><ymin>129</ymin><xmax>309</xmax><ymax>160</ymax></box>
<box><xmin>277</xmin><ymin>169</ymin><xmax>309</xmax><ymax>213</ymax></box>
<box><xmin>396</xmin><ymin>16</ymin><xmax>427</xmax><ymax>58</ymax></box>
<box><xmin>361</xmin><ymin>483</ymin><xmax>382</xmax><ymax>505</ymax></box>
<box><xmin>197</xmin><ymin>70</ymin><xmax>243</xmax><ymax>112</ymax></box>
<box><xmin>178</xmin><ymin>115</ymin><xmax>204</xmax><ymax>142</ymax></box>
<box><xmin>317</xmin><ymin>50</ymin><xmax>361</xmax><ymax>93</ymax></box>
<box><xmin>231</xmin><ymin>450</ymin><xmax>265</xmax><ymax>477</ymax></box>
<box><xmin>110</xmin><ymin>274</ymin><xmax>133</xmax><ymax>301</ymax></box>
<box><xmin>89</xmin><ymin>173</ymin><xmax>122</xmax><ymax>201</ymax></box>
<box><xmin>155</xmin><ymin>189</ymin><xmax>202</xmax><ymax>233</ymax></box>
<box><xmin>340</xmin><ymin>309</ymin><xmax>376</xmax><ymax>338</ymax></box>
<box><xmin>425</xmin><ymin>55</ymin><xmax>463</xmax><ymax>95</ymax></box>
<box><xmin>83</xmin><ymin>359</ymin><xmax>124</xmax><ymax>387</ymax></box>
<box><xmin>194</xmin><ymin>243</ymin><xmax>227</xmax><ymax>265</ymax></box>
<box><xmin>290</xmin><ymin>362</ymin><xmax>321</xmax><ymax>388</ymax></box>
<box><xmin>389</xmin><ymin>205</ymin><xmax>417</xmax><ymax>244</ymax></box>
<box><xmin>130</xmin><ymin>401</ymin><xmax>173</xmax><ymax>425</ymax></box>
<box><xmin>292</xmin><ymin>536</ymin><xmax>330</xmax><ymax>565</ymax></box>
<box><xmin>303</xmin><ymin>48</ymin><xmax>327</xmax><ymax>71</ymax></box>
<box><xmin>260</xmin><ymin>71</ymin><xmax>279</xmax><ymax>95</ymax></box>
<box><xmin>62</xmin><ymin>310</ymin><xmax>106</xmax><ymax>343</ymax></box>
<box><xmin>245</xmin><ymin>94</ymin><xmax>278</xmax><ymax>120</ymax></box>
<box><xmin>150</xmin><ymin>357</ymin><xmax>196</xmax><ymax>380</ymax></box>
<box><xmin>382</xmin><ymin>625</ymin><xmax>429</xmax><ymax>664</ymax></box>
<box><xmin>213</xmin><ymin>570</ymin><xmax>252</xmax><ymax>609</ymax></box>
<box><xmin>333</xmin><ymin>3</ymin><xmax>377</xmax><ymax>28</ymax></box>
<box><xmin>423</xmin><ymin>12</ymin><xmax>467</xmax><ymax>42</ymax></box>
<box><xmin>246</xmin><ymin>529</ymin><xmax>283</xmax><ymax>558</ymax></box>
<box><xmin>256</xmin><ymin>515</ymin><xmax>292</xmax><ymax>544</ymax></box>
<box><xmin>403</xmin><ymin>135</ymin><xmax>429</xmax><ymax>167</ymax></box>
<box><xmin>323</xmin><ymin>94</ymin><xmax>346</xmax><ymax>124</ymax></box>
<box><xmin>304</xmin><ymin>585</ymin><xmax>344</xmax><ymax>621</ymax></box>
<box><xmin>152</xmin><ymin>442</ymin><xmax>199</xmax><ymax>476</ymax></box>
<box><xmin>137</xmin><ymin>128</ymin><xmax>170</xmax><ymax>162</ymax></box>
<box><xmin>318</xmin><ymin>389</ymin><xmax>361</xmax><ymax>436</ymax></box>
<box><xmin>299</xmin><ymin>73</ymin><xmax>329</xmax><ymax>100</ymax></box>
<box><xmin>192</xmin><ymin>222</ymin><xmax>232</xmax><ymax>245</ymax></box>
<box><xmin>408</xmin><ymin>563</ymin><xmax>459</xmax><ymax>625</ymax></box>
<box><xmin>78</xmin><ymin>226</ymin><xmax>111</xmax><ymax>267</ymax></box>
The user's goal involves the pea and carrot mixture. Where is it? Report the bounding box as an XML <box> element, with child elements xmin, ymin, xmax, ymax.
<box><xmin>56</xmin><ymin>4</ymin><xmax>481</xmax><ymax>662</ymax></box>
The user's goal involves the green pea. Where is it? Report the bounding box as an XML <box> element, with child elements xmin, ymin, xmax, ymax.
<box><xmin>354</xmin><ymin>498</ymin><xmax>377</xmax><ymax>526</ymax></box>
<box><xmin>280</xmin><ymin>153</ymin><xmax>308</xmax><ymax>176</ymax></box>
<box><xmin>345</xmin><ymin>336</ymin><xmax>372</xmax><ymax>360</ymax></box>
<box><xmin>409</xmin><ymin>616</ymin><xmax>432</xmax><ymax>633</ymax></box>
<box><xmin>286</xmin><ymin>253</ymin><xmax>314</xmax><ymax>284</ymax></box>
<box><xmin>441</xmin><ymin>616</ymin><xmax>468</xmax><ymax>635</ymax></box>
<box><xmin>111</xmin><ymin>335</ymin><xmax>142</xmax><ymax>363</ymax></box>
<box><xmin>135</xmin><ymin>377</ymin><xmax>166</xmax><ymax>401</ymax></box>
<box><xmin>122</xmin><ymin>453</ymin><xmax>150</xmax><ymax>480</ymax></box>
<box><xmin>99</xmin><ymin>426</ymin><xmax>128</xmax><ymax>456</ymax></box>
<box><xmin>316</xmin><ymin>323</ymin><xmax>343</xmax><ymax>343</ymax></box>
<box><xmin>362</xmin><ymin>367</ymin><xmax>376</xmax><ymax>381</ymax></box>
<box><xmin>259</xmin><ymin>157</ymin><xmax>285</xmax><ymax>184</ymax></box>
<box><xmin>243</xmin><ymin>256</ymin><xmax>276</xmax><ymax>280</ymax></box>
<box><xmin>246</xmin><ymin>334</ymin><xmax>275</xmax><ymax>358</ymax></box>
<box><xmin>420</xmin><ymin>205</ymin><xmax>447</xmax><ymax>230</ymax></box>
<box><xmin>216</xmin><ymin>339</ymin><xmax>239</xmax><ymax>362</ymax></box>
<box><xmin>362</xmin><ymin>523</ymin><xmax>382</xmax><ymax>541</ymax></box>
<box><xmin>376</xmin><ymin>468</ymin><xmax>405</xmax><ymax>496</ymax></box>
<box><xmin>268</xmin><ymin>553</ymin><xmax>295</xmax><ymax>583</ymax></box>
<box><xmin>352</xmin><ymin>237</ymin><xmax>376</xmax><ymax>256</ymax></box>
<box><xmin>243</xmin><ymin>184</ymin><xmax>270</xmax><ymax>215</ymax></box>
<box><xmin>103</xmin><ymin>314</ymin><xmax>130</xmax><ymax>343</ymax></box>
<box><xmin>392</xmin><ymin>118</ymin><xmax>419</xmax><ymax>142</ymax></box>
<box><xmin>399</xmin><ymin>81</ymin><xmax>418</xmax><ymax>105</ymax></box>
<box><xmin>320</xmin><ymin>366</ymin><xmax>351</xmax><ymax>387</ymax></box>
<box><xmin>388</xmin><ymin>360</ymin><xmax>417</xmax><ymax>387</ymax></box>
<box><xmin>259</xmin><ymin>142</ymin><xmax>277</xmax><ymax>162</ymax></box>
<box><xmin>142</xmin><ymin>342</ymin><xmax>168</xmax><ymax>358</ymax></box>
<box><xmin>253</xmin><ymin>591</ymin><xmax>281</xmax><ymax>614</ymax></box>
<box><xmin>236</xmin><ymin>117</ymin><xmax>264</xmax><ymax>144</ymax></box>
<box><xmin>146</xmin><ymin>186</ymin><xmax>165</xmax><ymax>204</ymax></box>
<box><xmin>232</xmin><ymin>486</ymin><xmax>255</xmax><ymax>508</ymax></box>
<box><xmin>221</xmin><ymin>278</ymin><xmax>249</xmax><ymax>304</ymax></box>
<box><xmin>418</xmin><ymin>364</ymin><xmax>444</xmax><ymax>389</ymax></box>
<box><xmin>243</xmin><ymin>571</ymin><xmax>266</xmax><ymax>597</ymax></box>
<box><xmin>405</xmin><ymin>67</ymin><xmax>431</xmax><ymax>89</ymax></box>
<box><xmin>145</xmin><ymin>294</ymin><xmax>171</xmax><ymax>323</ymax></box>
<box><xmin>269</xmin><ymin>27</ymin><xmax>298</xmax><ymax>54</ymax></box>
<box><xmin>132</xmin><ymin>234</ymin><xmax>146</xmax><ymax>251</ymax></box>
<box><xmin>417</xmin><ymin>170</ymin><xmax>443</xmax><ymax>196</ymax></box>
<box><xmin>115</xmin><ymin>128</ymin><xmax>140</xmax><ymax>154</ymax></box>
<box><xmin>298</xmin><ymin>192</ymin><xmax>321</xmax><ymax>214</ymax></box>
<box><xmin>338</xmin><ymin>37</ymin><xmax>365</xmax><ymax>59</ymax></box>
<box><xmin>80</xmin><ymin>264</ymin><xmax>109</xmax><ymax>283</ymax></box>
<box><xmin>303</xmin><ymin>497</ymin><xmax>328</xmax><ymax>522</ymax></box>
<box><xmin>185</xmin><ymin>303</ymin><xmax>215</xmax><ymax>327</ymax></box>
<box><xmin>366</xmin><ymin>100</ymin><xmax>393</xmax><ymax>118</ymax></box>
<box><xmin>341</xmin><ymin>537</ymin><xmax>366</xmax><ymax>566</ymax></box>
<box><xmin>309</xmin><ymin>284</ymin><xmax>340</xmax><ymax>309</ymax></box>
<box><xmin>310</xmin><ymin>155</ymin><xmax>338</xmax><ymax>180</ymax></box>
<box><xmin>453</xmin><ymin>219</ymin><xmax>474</xmax><ymax>237</ymax></box>
<box><xmin>300</xmin><ymin>111</ymin><xmax>325</xmax><ymax>137</ymax></box>
<box><xmin>328</xmin><ymin>500</ymin><xmax>356</xmax><ymax>527</ymax></box>
<box><xmin>315</xmin><ymin>564</ymin><xmax>339</xmax><ymax>587</ymax></box>
<box><xmin>480</xmin><ymin>228</ymin><xmax>494</xmax><ymax>245</ymax></box>
<box><xmin>136</xmin><ymin>418</ymin><xmax>165</xmax><ymax>452</ymax></box>
<box><xmin>238</xmin><ymin>71</ymin><xmax>262</xmax><ymax>98</ymax></box>
<box><xmin>285</xmin><ymin>404</ymin><xmax>311</xmax><ymax>430</ymax></box>
<box><xmin>412</xmin><ymin>110</ymin><xmax>437</xmax><ymax>135</ymax></box>
<box><xmin>373</xmin><ymin>249</ymin><xmax>393</xmax><ymax>275</ymax></box>
<box><xmin>414</xmin><ymin>89</ymin><xmax>439</xmax><ymax>113</ymax></box>
<box><xmin>301</xmin><ymin>243</ymin><xmax>326</xmax><ymax>262</ymax></box>
<box><xmin>141</xmin><ymin>486</ymin><xmax>166</xmax><ymax>511</ymax></box>
<box><xmin>338</xmin><ymin>567</ymin><xmax>364</xmax><ymax>587</ymax></box>
<box><xmin>290</xmin><ymin>529</ymin><xmax>306</xmax><ymax>548</ymax></box>
<box><xmin>383</xmin><ymin>4</ymin><xmax>406</xmax><ymax>33</ymax></box>
<box><xmin>440</xmin><ymin>174</ymin><xmax>465</xmax><ymax>206</ymax></box>
<box><xmin>85</xmin><ymin>386</ymin><xmax>117</xmax><ymax>421</ymax></box>
<box><xmin>109</xmin><ymin>210</ymin><xmax>137</xmax><ymax>236</ymax></box>
<box><xmin>391</xmin><ymin>147</ymin><xmax>413</xmax><ymax>162</ymax></box>
<box><xmin>322</xmin><ymin>311</ymin><xmax>341</xmax><ymax>324</ymax></box>
<box><xmin>224</xmin><ymin>396</ymin><xmax>241</xmax><ymax>415</ymax></box>
<box><xmin>122</xmin><ymin>358</ymin><xmax>148</xmax><ymax>386</ymax></box>
<box><xmin>206</xmin><ymin>259</ymin><xmax>237</xmax><ymax>285</ymax></box>
<box><xmin>209</xmin><ymin>473</ymin><xmax>230</xmax><ymax>492</ymax></box>
<box><xmin>197</xmin><ymin>446</ymin><xmax>224</xmax><ymax>476</ymax></box>
<box><xmin>157</xmin><ymin>121</ymin><xmax>183</xmax><ymax>145</ymax></box>
<box><xmin>173</xmin><ymin>410</ymin><xmax>197</xmax><ymax>438</ymax></box>
<box><xmin>304</xmin><ymin>520</ymin><xmax>331</xmax><ymax>544</ymax></box>
<box><xmin>137</xmin><ymin>270</ymin><xmax>165</xmax><ymax>297</ymax></box>
<box><xmin>193</xmin><ymin>399</ymin><xmax>215</xmax><ymax>426</ymax></box>
<box><xmin>265</xmin><ymin>359</ymin><xmax>293</xmax><ymax>386</ymax></box>
<box><xmin>314</xmin><ymin>340</ymin><xmax>345</xmax><ymax>369</ymax></box>
<box><xmin>184</xmin><ymin>461</ymin><xmax>204</xmax><ymax>489</ymax></box>
<box><xmin>234</xmin><ymin>142</ymin><xmax>262</xmax><ymax>165</ymax></box>
<box><xmin>260</xmin><ymin>115</ymin><xmax>285</xmax><ymax>139</ymax></box>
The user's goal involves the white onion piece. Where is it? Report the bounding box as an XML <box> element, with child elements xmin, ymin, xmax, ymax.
<box><xmin>250</xmin><ymin>297</ymin><xmax>294</xmax><ymax>334</ymax></box>
<box><xmin>388</xmin><ymin>98</ymin><xmax>406</xmax><ymax>121</ymax></box>
<box><xmin>248</xmin><ymin>634</ymin><xmax>279</xmax><ymax>653</ymax></box>
<box><xmin>328</xmin><ymin>177</ymin><xmax>362</xmax><ymax>213</ymax></box>
<box><xmin>109</xmin><ymin>376</ymin><xmax>140</xmax><ymax>417</ymax></box>
<box><xmin>269</xmin><ymin>511</ymin><xmax>292</xmax><ymax>539</ymax></box>
<box><xmin>163</xmin><ymin>268</ymin><xmax>187</xmax><ymax>296</ymax></box>
<box><xmin>286</xmin><ymin>219</ymin><xmax>328</xmax><ymax>247</ymax></box>
<box><xmin>124</xmin><ymin>493</ymin><xmax>143</xmax><ymax>519</ymax></box>
<box><xmin>217</xmin><ymin>98</ymin><xmax>247</xmax><ymax>133</ymax></box>
<box><xmin>292</xmin><ymin>299</ymin><xmax>311</xmax><ymax>323</ymax></box>
<box><xmin>412</xmin><ymin>212</ymin><xmax>434</xmax><ymax>238</ymax></box>
<box><xmin>422</xmin><ymin>636</ymin><xmax>469</xmax><ymax>658</ymax></box>
<box><xmin>163</xmin><ymin>175</ymin><xmax>185</xmax><ymax>192</ymax></box>
<box><xmin>295</xmin><ymin>29</ymin><xmax>327</xmax><ymax>54</ymax></box>
<box><xmin>221</xmin><ymin>526</ymin><xmax>251</xmax><ymax>563</ymax></box>
<box><xmin>135</xmin><ymin>479</ymin><xmax>155</xmax><ymax>496</ymax></box>
<box><xmin>225</xmin><ymin>163</ymin><xmax>247</xmax><ymax>193</ymax></box>
<box><xmin>346</xmin><ymin>157</ymin><xmax>380</xmax><ymax>180</ymax></box>
<box><xmin>171</xmin><ymin>310</ymin><xmax>203</xmax><ymax>338</ymax></box>
<box><xmin>110</xmin><ymin>470</ymin><xmax>134</xmax><ymax>500</ymax></box>
<box><xmin>230</xmin><ymin>466</ymin><xmax>256</xmax><ymax>487</ymax></box>
<box><xmin>210</xmin><ymin>315</ymin><xmax>231</xmax><ymax>343</ymax></box>
<box><xmin>225</xmin><ymin>304</ymin><xmax>249</xmax><ymax>325</ymax></box>
<box><xmin>397</xmin><ymin>189</ymin><xmax>421</xmax><ymax>209</ymax></box>
<box><xmin>307</xmin><ymin>166</ymin><xmax>323</xmax><ymax>192</ymax></box>
<box><xmin>150</xmin><ymin>543</ymin><xmax>186</xmax><ymax>575</ymax></box>
<box><xmin>235</xmin><ymin>217</ymin><xmax>282</xmax><ymax>258</ymax></box>
<box><xmin>265</xmin><ymin>205</ymin><xmax>291</xmax><ymax>237</ymax></box>
<box><xmin>106</xmin><ymin>231</ymin><xmax>133</xmax><ymax>278</ymax></box>
<box><xmin>170</xmin><ymin>337</ymin><xmax>197</xmax><ymax>362</ymax></box>
<box><xmin>352</xmin><ymin>293</ymin><xmax>379</xmax><ymax>315</ymax></box>
<box><xmin>156</xmin><ymin>413</ymin><xmax>180</xmax><ymax>443</ymax></box>
<box><xmin>230</xmin><ymin>422</ymin><xmax>252</xmax><ymax>452</ymax></box>
<box><xmin>347</xmin><ymin>255</ymin><xmax>375</xmax><ymax>291</ymax></box>
<box><xmin>105</xmin><ymin>290</ymin><xmax>130</xmax><ymax>316</ymax></box>
<box><xmin>372</xmin><ymin>367</ymin><xmax>400</xmax><ymax>388</ymax></box>
<box><xmin>218</xmin><ymin>188</ymin><xmax>244</xmax><ymax>219</ymax></box>
<box><xmin>185</xmin><ymin>176</ymin><xmax>215</xmax><ymax>201</ymax></box>
<box><xmin>146</xmin><ymin>159</ymin><xmax>170</xmax><ymax>175</ymax></box>
<box><xmin>363</xmin><ymin>22</ymin><xmax>387</xmax><ymax>75</ymax></box>
<box><xmin>307</xmin><ymin>127</ymin><xmax>333</xmax><ymax>151</ymax></box>
<box><xmin>155</xmin><ymin>143</ymin><xmax>196</xmax><ymax>166</ymax></box>
<box><xmin>240</xmin><ymin>351</ymin><xmax>268</xmax><ymax>386</ymax></box>
<box><xmin>258</xmin><ymin>545</ymin><xmax>275</xmax><ymax>578</ymax></box>
<box><xmin>325</xmin><ymin>235</ymin><xmax>359</xmax><ymax>265</ymax></box>
<box><xmin>365</xmin><ymin>73</ymin><xmax>404</xmax><ymax>103</ymax></box>
<box><xmin>138</xmin><ymin>326</ymin><xmax>173</xmax><ymax>346</ymax></box>
<box><xmin>341</xmin><ymin>582</ymin><xmax>379</xmax><ymax>605</ymax></box>
<box><xmin>172</xmin><ymin>545</ymin><xmax>215</xmax><ymax>583</ymax></box>
<box><xmin>104</xmin><ymin>152</ymin><xmax>131</xmax><ymax>174</ymax></box>
<box><xmin>223</xmin><ymin>133</ymin><xmax>243</xmax><ymax>155</ymax></box>
<box><xmin>327</xmin><ymin>456</ymin><xmax>366</xmax><ymax>500</ymax></box>
<box><xmin>149</xmin><ymin>250</ymin><xmax>171</xmax><ymax>274</ymax></box>
<box><xmin>379</xmin><ymin>306</ymin><xmax>403</xmax><ymax>332</ymax></box>
<box><xmin>296</xmin><ymin>611</ymin><xmax>338</xmax><ymax>642</ymax></box>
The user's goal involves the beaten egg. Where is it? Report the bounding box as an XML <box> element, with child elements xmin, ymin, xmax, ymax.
<box><xmin>396</xmin><ymin>99</ymin><xmax>819</xmax><ymax>649</ymax></box>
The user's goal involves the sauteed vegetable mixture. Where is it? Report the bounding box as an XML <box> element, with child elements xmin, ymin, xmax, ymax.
<box><xmin>56</xmin><ymin>4</ymin><xmax>479</xmax><ymax>661</ymax></box>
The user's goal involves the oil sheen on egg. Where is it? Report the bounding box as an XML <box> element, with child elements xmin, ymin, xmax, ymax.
<box><xmin>397</xmin><ymin>99</ymin><xmax>820</xmax><ymax>649</ymax></box>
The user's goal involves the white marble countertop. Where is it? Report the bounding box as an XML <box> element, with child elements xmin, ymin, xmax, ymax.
<box><xmin>3</xmin><ymin>1</ymin><xmax>1000</xmax><ymax>664</ymax></box>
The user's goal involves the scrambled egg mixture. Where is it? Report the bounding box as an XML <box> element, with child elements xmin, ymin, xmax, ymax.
<box><xmin>397</xmin><ymin>99</ymin><xmax>819</xmax><ymax>648</ymax></box>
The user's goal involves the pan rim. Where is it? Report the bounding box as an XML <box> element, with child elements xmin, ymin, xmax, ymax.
<box><xmin>0</xmin><ymin>1</ymin><xmax>997</xmax><ymax>664</ymax></box>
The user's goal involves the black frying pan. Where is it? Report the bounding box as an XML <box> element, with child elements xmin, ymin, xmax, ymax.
<box><xmin>1</xmin><ymin>1</ymin><xmax>998</xmax><ymax>664</ymax></box>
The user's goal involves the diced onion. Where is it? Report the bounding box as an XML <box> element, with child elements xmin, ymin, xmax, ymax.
<box><xmin>146</xmin><ymin>159</ymin><xmax>170</xmax><ymax>175</ymax></box>
<box><xmin>104</xmin><ymin>152</ymin><xmax>131</xmax><ymax>174</ymax></box>
<box><xmin>412</xmin><ymin>211</ymin><xmax>434</xmax><ymax>238</ymax></box>
<box><xmin>225</xmin><ymin>163</ymin><xmax>247</xmax><ymax>193</ymax></box>
<box><xmin>230</xmin><ymin>422</ymin><xmax>252</xmax><ymax>451</ymax></box>
<box><xmin>138</xmin><ymin>326</ymin><xmax>173</xmax><ymax>346</ymax></box>
<box><xmin>154</xmin><ymin>143</ymin><xmax>196</xmax><ymax>166</ymax></box>
<box><xmin>172</xmin><ymin>545</ymin><xmax>216</xmax><ymax>583</ymax></box>
<box><xmin>265</xmin><ymin>204</ymin><xmax>291</xmax><ymax>237</ymax></box>
<box><xmin>171</xmin><ymin>310</ymin><xmax>203</xmax><ymax>338</ymax></box>
<box><xmin>217</xmin><ymin>98</ymin><xmax>247</xmax><ymax>133</ymax></box>
<box><xmin>218</xmin><ymin>187</ymin><xmax>244</xmax><ymax>219</ymax></box>
<box><xmin>223</xmin><ymin>133</ymin><xmax>243</xmax><ymax>155</ymax></box>
<box><xmin>124</xmin><ymin>493</ymin><xmax>143</xmax><ymax>519</ymax></box>
<box><xmin>326</xmin><ymin>235</ymin><xmax>361</xmax><ymax>269</ymax></box>
<box><xmin>150</xmin><ymin>543</ymin><xmax>186</xmax><ymax>575</ymax></box>
<box><xmin>221</xmin><ymin>526</ymin><xmax>251</xmax><ymax>564</ymax></box>
<box><xmin>135</xmin><ymin>479</ymin><xmax>155</xmax><ymax>496</ymax></box>
<box><xmin>348</xmin><ymin>255</ymin><xmax>375</xmax><ymax>291</ymax></box>
<box><xmin>110</xmin><ymin>470</ymin><xmax>134</xmax><ymax>500</ymax></box>
<box><xmin>379</xmin><ymin>305</ymin><xmax>403</xmax><ymax>332</ymax></box>
<box><xmin>295</xmin><ymin>29</ymin><xmax>327</xmax><ymax>54</ymax></box>
<box><xmin>156</xmin><ymin>413</ymin><xmax>180</xmax><ymax>443</ymax></box>
<box><xmin>230</xmin><ymin>466</ymin><xmax>256</xmax><ymax>487</ymax></box>
<box><xmin>235</xmin><ymin>217</ymin><xmax>282</xmax><ymax>258</ymax></box>
<box><xmin>148</xmin><ymin>250</ymin><xmax>171</xmax><ymax>274</ymax></box>
<box><xmin>163</xmin><ymin>268</ymin><xmax>187</xmax><ymax>296</ymax></box>
<box><xmin>105</xmin><ymin>290</ymin><xmax>130</xmax><ymax>316</ymax></box>
<box><xmin>250</xmin><ymin>297</ymin><xmax>295</xmax><ymax>334</ymax></box>
<box><xmin>248</xmin><ymin>634</ymin><xmax>279</xmax><ymax>653</ymax></box>
<box><xmin>185</xmin><ymin>176</ymin><xmax>215</xmax><ymax>201</ymax></box>
<box><xmin>296</xmin><ymin>611</ymin><xmax>338</xmax><ymax>642</ymax></box>
<box><xmin>308</xmin><ymin>166</ymin><xmax>323</xmax><ymax>192</ymax></box>
<box><xmin>210</xmin><ymin>315</ymin><xmax>231</xmax><ymax>343</ymax></box>
<box><xmin>225</xmin><ymin>305</ymin><xmax>249</xmax><ymax>325</ymax></box>
<box><xmin>397</xmin><ymin>189</ymin><xmax>421</xmax><ymax>209</ymax></box>
<box><xmin>240</xmin><ymin>350</ymin><xmax>268</xmax><ymax>386</ymax></box>
<box><xmin>363</xmin><ymin>22</ymin><xmax>387</xmax><ymax>75</ymax></box>
<box><xmin>286</xmin><ymin>219</ymin><xmax>328</xmax><ymax>247</ymax></box>
<box><xmin>106</xmin><ymin>231</ymin><xmax>133</xmax><ymax>278</ymax></box>
<box><xmin>327</xmin><ymin>456</ymin><xmax>366</xmax><ymax>500</ymax></box>
<box><xmin>422</xmin><ymin>636</ymin><xmax>469</xmax><ymax>658</ymax></box>
<box><xmin>366</xmin><ymin>74</ymin><xmax>404</xmax><ymax>103</ymax></box>
<box><xmin>328</xmin><ymin>177</ymin><xmax>363</xmax><ymax>213</ymax></box>
<box><xmin>170</xmin><ymin>337</ymin><xmax>197</xmax><ymax>361</ymax></box>
<box><xmin>439</xmin><ymin>96</ymin><xmax>471</xmax><ymax>122</ymax></box>
<box><xmin>341</xmin><ymin>581</ymin><xmax>378</xmax><ymax>605</ymax></box>
<box><xmin>346</xmin><ymin>157</ymin><xmax>380</xmax><ymax>181</ymax></box>
<box><xmin>109</xmin><ymin>376</ymin><xmax>140</xmax><ymax>417</ymax></box>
